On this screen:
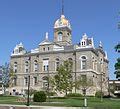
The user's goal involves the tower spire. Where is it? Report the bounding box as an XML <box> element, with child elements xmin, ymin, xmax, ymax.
<box><xmin>61</xmin><ymin>0</ymin><xmax>64</xmax><ymax>15</ymax></box>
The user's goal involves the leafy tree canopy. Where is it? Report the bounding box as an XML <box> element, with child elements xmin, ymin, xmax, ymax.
<box><xmin>51</xmin><ymin>60</ymin><xmax>73</xmax><ymax>95</ymax></box>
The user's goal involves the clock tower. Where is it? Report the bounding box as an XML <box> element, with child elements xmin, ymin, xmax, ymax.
<box><xmin>54</xmin><ymin>15</ymin><xmax>72</xmax><ymax>46</ymax></box>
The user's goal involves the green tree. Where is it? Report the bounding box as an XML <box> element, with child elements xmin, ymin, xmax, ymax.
<box><xmin>8</xmin><ymin>66</ymin><xmax>16</xmax><ymax>87</ymax></box>
<box><xmin>51</xmin><ymin>60</ymin><xmax>73</xmax><ymax>95</ymax></box>
<box><xmin>114</xmin><ymin>43</ymin><xmax>120</xmax><ymax>79</ymax></box>
<box><xmin>76</xmin><ymin>75</ymin><xmax>93</xmax><ymax>107</ymax></box>
<box><xmin>114</xmin><ymin>43</ymin><xmax>120</xmax><ymax>53</ymax></box>
<box><xmin>76</xmin><ymin>75</ymin><xmax>93</xmax><ymax>94</ymax></box>
<box><xmin>114</xmin><ymin>58</ymin><xmax>120</xmax><ymax>79</ymax></box>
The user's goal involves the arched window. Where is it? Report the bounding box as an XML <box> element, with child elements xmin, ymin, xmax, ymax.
<box><xmin>58</xmin><ymin>32</ymin><xmax>63</xmax><ymax>41</ymax></box>
<box><xmin>34</xmin><ymin>60</ymin><xmax>38</xmax><ymax>72</ymax></box>
<box><xmin>56</xmin><ymin>58</ymin><xmax>60</xmax><ymax>71</ymax></box>
<box><xmin>42</xmin><ymin>76</ymin><xmax>48</xmax><ymax>89</ymax></box>
<box><xmin>19</xmin><ymin>47</ymin><xmax>23</xmax><ymax>52</ymax></box>
<box><xmin>81</xmin><ymin>56</ymin><xmax>87</xmax><ymax>70</ymax></box>
<box><xmin>100</xmin><ymin>58</ymin><xmax>103</xmax><ymax>72</ymax></box>
<box><xmin>92</xmin><ymin>57</ymin><xmax>95</xmax><ymax>70</ymax></box>
<box><xmin>25</xmin><ymin>61</ymin><xmax>29</xmax><ymax>73</ymax></box>
<box><xmin>14</xmin><ymin>77</ymin><xmax>17</xmax><ymax>86</ymax></box>
<box><xmin>14</xmin><ymin>62</ymin><xmax>17</xmax><ymax>73</ymax></box>
<box><xmin>24</xmin><ymin>77</ymin><xmax>28</xmax><ymax>86</ymax></box>
<box><xmin>33</xmin><ymin>76</ymin><xmax>37</xmax><ymax>86</ymax></box>
<box><xmin>94</xmin><ymin>60</ymin><xmax>97</xmax><ymax>71</ymax></box>
<box><xmin>68</xmin><ymin>58</ymin><xmax>73</xmax><ymax>62</ymax></box>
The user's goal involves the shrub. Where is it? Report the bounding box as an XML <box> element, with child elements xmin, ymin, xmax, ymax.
<box><xmin>66</xmin><ymin>93</ymin><xmax>82</xmax><ymax>97</ymax></box>
<box><xmin>95</xmin><ymin>91</ymin><xmax>104</xmax><ymax>98</ymax></box>
<box><xmin>46</xmin><ymin>92</ymin><xmax>56</xmax><ymax>96</ymax></box>
<box><xmin>33</xmin><ymin>91</ymin><xmax>46</xmax><ymax>102</ymax></box>
<box><xmin>0</xmin><ymin>94</ymin><xmax>3</xmax><ymax>96</ymax></box>
<box><xmin>51</xmin><ymin>96</ymin><xmax>66</xmax><ymax>99</ymax></box>
<box><xmin>103</xmin><ymin>95</ymin><xmax>111</xmax><ymax>98</ymax></box>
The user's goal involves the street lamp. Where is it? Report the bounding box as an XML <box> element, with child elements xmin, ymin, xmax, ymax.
<box><xmin>100</xmin><ymin>60</ymin><xmax>103</xmax><ymax>102</ymax></box>
<box><xmin>73</xmin><ymin>49</ymin><xmax>77</xmax><ymax>93</ymax></box>
<box><xmin>26</xmin><ymin>57</ymin><xmax>31</xmax><ymax>106</ymax></box>
<box><xmin>83</xmin><ymin>88</ymin><xmax>87</xmax><ymax>107</ymax></box>
<box><xmin>47</xmin><ymin>65</ymin><xmax>50</xmax><ymax>102</ymax></box>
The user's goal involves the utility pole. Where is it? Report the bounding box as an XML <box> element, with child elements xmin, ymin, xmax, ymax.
<box><xmin>100</xmin><ymin>72</ymin><xmax>103</xmax><ymax>102</ymax></box>
<box><xmin>73</xmin><ymin>48</ymin><xmax>77</xmax><ymax>93</ymax></box>
<box><xmin>47</xmin><ymin>65</ymin><xmax>50</xmax><ymax>102</ymax></box>
<box><xmin>27</xmin><ymin>57</ymin><xmax>31</xmax><ymax>106</ymax></box>
<box><xmin>100</xmin><ymin>61</ymin><xmax>103</xmax><ymax>102</ymax></box>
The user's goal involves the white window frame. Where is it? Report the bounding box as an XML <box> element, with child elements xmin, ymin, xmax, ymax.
<box><xmin>80</xmin><ymin>56</ymin><xmax>87</xmax><ymax>70</ymax></box>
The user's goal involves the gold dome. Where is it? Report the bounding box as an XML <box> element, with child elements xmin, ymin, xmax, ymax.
<box><xmin>61</xmin><ymin>17</ymin><xmax>68</xmax><ymax>25</ymax></box>
<box><xmin>54</xmin><ymin>15</ymin><xmax>71</xmax><ymax>29</ymax></box>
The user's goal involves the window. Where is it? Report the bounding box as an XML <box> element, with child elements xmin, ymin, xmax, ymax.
<box><xmin>82</xmin><ymin>42</ymin><xmax>84</xmax><ymax>46</ymax></box>
<box><xmin>56</xmin><ymin>58</ymin><xmax>60</xmax><ymax>71</ymax></box>
<box><xmin>67</xmin><ymin>33</ymin><xmax>70</xmax><ymax>36</ymax></box>
<box><xmin>58</xmin><ymin>32</ymin><xmax>63</xmax><ymax>41</ymax></box>
<box><xmin>43</xmin><ymin>48</ymin><xmax>45</xmax><ymax>51</ymax></box>
<box><xmin>25</xmin><ymin>77</ymin><xmax>28</xmax><ymax>86</ymax></box>
<box><xmin>14</xmin><ymin>62</ymin><xmax>17</xmax><ymax>73</ymax></box>
<box><xmin>48</xmin><ymin>47</ymin><xmax>49</xmax><ymax>51</ymax></box>
<box><xmin>34</xmin><ymin>77</ymin><xmax>37</xmax><ymax>85</ymax></box>
<box><xmin>94</xmin><ymin>60</ymin><xmax>97</xmax><ymax>71</ymax></box>
<box><xmin>68</xmin><ymin>58</ymin><xmax>73</xmax><ymax>63</ymax></box>
<box><xmin>14</xmin><ymin>69</ymin><xmax>17</xmax><ymax>73</ymax></box>
<box><xmin>34</xmin><ymin>60</ymin><xmax>38</xmax><ymax>72</ymax></box>
<box><xmin>81</xmin><ymin>41</ymin><xmax>86</xmax><ymax>47</ymax></box>
<box><xmin>81</xmin><ymin>56</ymin><xmax>87</xmax><ymax>70</ymax></box>
<box><xmin>92</xmin><ymin>57</ymin><xmax>95</xmax><ymax>70</ymax></box>
<box><xmin>14</xmin><ymin>77</ymin><xmax>17</xmax><ymax>86</ymax></box>
<box><xmin>42</xmin><ymin>76</ymin><xmax>48</xmax><ymax>89</ymax></box>
<box><xmin>43</xmin><ymin>59</ymin><xmax>49</xmax><ymax>71</ymax></box>
<box><xmin>25</xmin><ymin>61</ymin><xmax>29</xmax><ymax>73</ymax></box>
<box><xmin>100</xmin><ymin>58</ymin><xmax>103</xmax><ymax>72</ymax></box>
<box><xmin>19</xmin><ymin>47</ymin><xmax>23</xmax><ymax>52</ymax></box>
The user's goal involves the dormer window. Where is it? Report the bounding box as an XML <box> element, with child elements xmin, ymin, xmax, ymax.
<box><xmin>11</xmin><ymin>42</ymin><xmax>26</xmax><ymax>56</ymax></box>
<box><xmin>19</xmin><ymin>47</ymin><xmax>23</xmax><ymax>52</ymax></box>
<box><xmin>82</xmin><ymin>42</ymin><xmax>84</xmax><ymax>46</ymax></box>
<box><xmin>81</xmin><ymin>41</ymin><xmax>86</xmax><ymax>46</ymax></box>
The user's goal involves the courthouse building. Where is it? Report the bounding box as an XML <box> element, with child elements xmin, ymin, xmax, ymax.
<box><xmin>10</xmin><ymin>13</ymin><xmax>109</xmax><ymax>95</ymax></box>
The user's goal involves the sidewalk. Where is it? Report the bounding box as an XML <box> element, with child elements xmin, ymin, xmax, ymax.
<box><xmin>0</xmin><ymin>104</ymin><xmax>52</xmax><ymax>109</ymax></box>
<box><xmin>0</xmin><ymin>104</ymin><xmax>91</xmax><ymax>109</ymax></box>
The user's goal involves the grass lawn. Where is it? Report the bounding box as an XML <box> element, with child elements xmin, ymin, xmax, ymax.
<box><xmin>0</xmin><ymin>95</ymin><xmax>120</xmax><ymax>108</ymax></box>
<box><xmin>0</xmin><ymin>96</ymin><xmax>25</xmax><ymax>105</ymax></box>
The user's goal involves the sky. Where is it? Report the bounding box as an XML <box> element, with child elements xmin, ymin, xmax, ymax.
<box><xmin>0</xmin><ymin>0</ymin><xmax>120</xmax><ymax>80</ymax></box>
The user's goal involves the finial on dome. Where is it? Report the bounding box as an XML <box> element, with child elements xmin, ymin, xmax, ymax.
<box><xmin>99</xmin><ymin>41</ymin><xmax>103</xmax><ymax>48</ymax></box>
<box><xmin>105</xmin><ymin>51</ymin><xmax>108</xmax><ymax>59</ymax></box>
<box><xmin>19</xmin><ymin>42</ymin><xmax>23</xmax><ymax>46</ymax></box>
<box><xmin>82</xmin><ymin>33</ymin><xmax>87</xmax><ymax>39</ymax></box>
<box><xmin>61</xmin><ymin>0</ymin><xmax>64</xmax><ymax>15</ymax></box>
<box><xmin>45</xmin><ymin>32</ymin><xmax>48</xmax><ymax>40</ymax></box>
